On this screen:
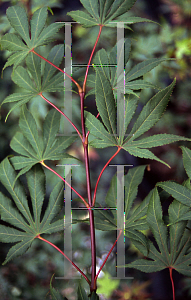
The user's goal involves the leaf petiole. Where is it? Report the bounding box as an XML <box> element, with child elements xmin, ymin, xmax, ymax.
<box><xmin>36</xmin><ymin>234</ymin><xmax>91</xmax><ymax>285</ymax></box>
<box><xmin>83</xmin><ymin>25</ymin><xmax>103</xmax><ymax>92</ymax></box>
<box><xmin>39</xmin><ymin>93</ymin><xmax>83</xmax><ymax>141</ymax></box>
<box><xmin>40</xmin><ymin>161</ymin><xmax>90</xmax><ymax>209</ymax></box>
<box><xmin>30</xmin><ymin>49</ymin><xmax>82</xmax><ymax>93</ymax></box>
<box><xmin>92</xmin><ymin>147</ymin><xmax>121</xmax><ymax>206</ymax></box>
<box><xmin>93</xmin><ymin>229</ymin><xmax>122</xmax><ymax>290</ymax></box>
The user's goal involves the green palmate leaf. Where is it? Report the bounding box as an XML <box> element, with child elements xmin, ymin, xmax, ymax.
<box><xmin>124</xmin><ymin>79</ymin><xmax>158</xmax><ymax>91</ymax></box>
<box><xmin>42</xmin><ymin>72</ymin><xmax>65</xmax><ymax>92</ymax></box>
<box><xmin>0</xmin><ymin>158</ymin><xmax>65</xmax><ymax>264</ymax></box>
<box><xmin>2</xmin><ymin>51</ymin><xmax>29</xmax><ymax>71</ymax></box>
<box><xmin>30</xmin><ymin>7</ymin><xmax>48</xmax><ymax>46</ymax></box>
<box><xmin>85</xmin><ymin>112</ymin><xmax>117</xmax><ymax>148</ymax></box>
<box><xmin>127</xmin><ymin>134</ymin><xmax>191</xmax><ymax>148</ymax></box>
<box><xmin>0</xmin><ymin>225</ymin><xmax>28</xmax><ymax>243</ymax></box>
<box><xmin>92</xmin><ymin>201</ymin><xmax>117</xmax><ymax>231</ymax></box>
<box><xmin>95</xmin><ymin>68</ymin><xmax>116</xmax><ymax>136</ymax></box>
<box><xmin>77</xmin><ymin>281</ymin><xmax>89</xmax><ymax>300</ymax></box>
<box><xmin>125</xmin><ymin>79</ymin><xmax>176</xmax><ymax>143</ymax></box>
<box><xmin>124</xmin><ymin>166</ymin><xmax>149</xmax><ymax>254</ymax></box>
<box><xmin>0</xmin><ymin>192</ymin><xmax>32</xmax><ymax>232</ymax></box>
<box><xmin>104</xmin><ymin>174</ymin><xmax>117</xmax><ymax>220</ymax></box>
<box><xmin>1</xmin><ymin>45</ymin><xmax>65</xmax><ymax>118</ymax></box>
<box><xmin>0</xmin><ymin>33</ymin><xmax>28</xmax><ymax>51</ymax></box>
<box><xmin>93</xmin><ymin>49</ymin><xmax>110</xmax><ymax>81</ymax></box>
<box><xmin>89</xmin><ymin>139</ymin><xmax>115</xmax><ymax>148</ymax></box>
<box><xmin>67</xmin><ymin>10</ymin><xmax>99</xmax><ymax>27</ymax></box>
<box><xmin>105</xmin><ymin>0</ymin><xmax>137</xmax><ymax>21</ymax></box>
<box><xmin>43</xmin><ymin>109</ymin><xmax>61</xmax><ymax>158</ymax></box>
<box><xmin>80</xmin><ymin>0</ymin><xmax>99</xmax><ymax>20</ymax></box>
<box><xmin>3</xmin><ymin>237</ymin><xmax>35</xmax><ymax>265</ymax></box>
<box><xmin>1</xmin><ymin>6</ymin><xmax>64</xmax><ymax>70</ymax></box>
<box><xmin>90</xmin><ymin>292</ymin><xmax>100</xmax><ymax>300</ymax></box>
<box><xmin>0</xmin><ymin>158</ymin><xmax>33</xmax><ymax>224</ymax></box>
<box><xmin>122</xmin><ymin>95</ymin><xmax>138</xmax><ymax>144</ymax></box>
<box><xmin>10</xmin><ymin>156</ymin><xmax>38</xmax><ymax>170</ymax></box>
<box><xmin>11</xmin><ymin>66</ymin><xmax>38</xmax><ymax>93</ymax></box>
<box><xmin>26</xmin><ymin>165</ymin><xmax>45</xmax><ymax>230</ymax></box>
<box><xmin>10</xmin><ymin>132</ymin><xmax>37</xmax><ymax>159</ymax></box>
<box><xmin>123</xmin><ymin>146</ymin><xmax>170</xmax><ymax>167</ymax></box>
<box><xmin>125</xmin><ymin>58</ymin><xmax>168</xmax><ymax>82</ymax></box>
<box><xmin>125</xmin><ymin>165</ymin><xmax>146</xmax><ymax>216</ymax></box>
<box><xmin>39</xmin><ymin>180</ymin><xmax>64</xmax><ymax>233</ymax></box>
<box><xmin>109</xmin><ymin>38</ymin><xmax>131</xmax><ymax>87</ymax></box>
<box><xmin>1</xmin><ymin>92</ymin><xmax>35</xmax><ymax>105</ymax></box>
<box><xmin>93</xmin><ymin>166</ymin><xmax>149</xmax><ymax>254</ymax></box>
<box><xmin>114</xmin><ymin>14</ymin><xmax>159</xmax><ymax>24</ymax></box>
<box><xmin>1</xmin><ymin>92</ymin><xmax>36</xmax><ymax>121</ymax></box>
<box><xmin>181</xmin><ymin>146</ymin><xmax>191</xmax><ymax>180</ymax></box>
<box><xmin>68</xmin><ymin>0</ymin><xmax>145</xmax><ymax>28</ymax></box>
<box><xmin>147</xmin><ymin>188</ymin><xmax>168</xmax><ymax>255</ymax></box>
<box><xmin>10</xmin><ymin>107</ymin><xmax>77</xmax><ymax>178</ymax></box>
<box><xmin>5</xmin><ymin>98</ymin><xmax>34</xmax><ymax>123</ymax></box>
<box><xmin>26</xmin><ymin>53</ymin><xmax>41</xmax><ymax>91</ymax></box>
<box><xmin>19</xmin><ymin>105</ymin><xmax>43</xmax><ymax>158</ymax></box>
<box><xmin>168</xmin><ymin>199</ymin><xmax>190</xmax><ymax>263</ymax></box>
<box><xmin>42</xmin><ymin>44</ymin><xmax>65</xmax><ymax>90</ymax></box>
<box><xmin>6</xmin><ymin>5</ymin><xmax>31</xmax><ymax>46</ymax></box>
<box><xmin>50</xmin><ymin>275</ymin><xmax>63</xmax><ymax>300</ymax></box>
<box><xmin>6</xmin><ymin>6</ymin><xmax>63</xmax><ymax>48</ymax></box>
<box><xmin>157</xmin><ymin>181</ymin><xmax>191</xmax><ymax>207</ymax></box>
<box><xmin>99</xmin><ymin>0</ymin><xmax>114</xmax><ymax>23</ymax></box>
<box><xmin>44</xmin><ymin>136</ymin><xmax>77</xmax><ymax>160</ymax></box>
<box><xmin>126</xmin><ymin>188</ymin><xmax>191</xmax><ymax>276</ymax></box>
<box><xmin>85</xmin><ymin>74</ymin><xmax>95</xmax><ymax>88</ymax></box>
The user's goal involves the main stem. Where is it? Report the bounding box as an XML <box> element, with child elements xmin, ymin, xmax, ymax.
<box><xmin>80</xmin><ymin>26</ymin><xmax>103</xmax><ymax>293</ymax></box>
<box><xmin>80</xmin><ymin>92</ymin><xmax>96</xmax><ymax>292</ymax></box>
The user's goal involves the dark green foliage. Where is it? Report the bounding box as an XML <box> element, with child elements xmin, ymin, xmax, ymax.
<box><xmin>9</xmin><ymin>106</ymin><xmax>77</xmax><ymax>180</ymax></box>
<box><xmin>0</xmin><ymin>1</ymin><xmax>191</xmax><ymax>299</ymax></box>
<box><xmin>0</xmin><ymin>158</ymin><xmax>66</xmax><ymax>264</ymax></box>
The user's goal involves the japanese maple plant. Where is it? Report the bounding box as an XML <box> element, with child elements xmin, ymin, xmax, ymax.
<box><xmin>0</xmin><ymin>0</ymin><xmax>191</xmax><ymax>299</ymax></box>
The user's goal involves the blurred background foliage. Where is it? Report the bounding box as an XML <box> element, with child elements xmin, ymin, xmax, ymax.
<box><xmin>0</xmin><ymin>0</ymin><xmax>191</xmax><ymax>299</ymax></box>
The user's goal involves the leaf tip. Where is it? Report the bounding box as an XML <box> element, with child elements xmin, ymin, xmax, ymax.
<box><xmin>47</xmin><ymin>7</ymin><xmax>54</xmax><ymax>15</ymax></box>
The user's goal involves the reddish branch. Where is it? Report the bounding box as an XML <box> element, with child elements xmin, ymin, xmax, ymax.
<box><xmin>83</xmin><ymin>25</ymin><xmax>103</xmax><ymax>92</ymax></box>
<box><xmin>39</xmin><ymin>93</ymin><xmax>83</xmax><ymax>141</ymax></box>
<box><xmin>30</xmin><ymin>49</ymin><xmax>82</xmax><ymax>93</ymax></box>
<box><xmin>92</xmin><ymin>147</ymin><xmax>121</xmax><ymax>206</ymax></box>
<box><xmin>169</xmin><ymin>267</ymin><xmax>175</xmax><ymax>300</ymax></box>
<box><xmin>93</xmin><ymin>229</ymin><xmax>122</xmax><ymax>289</ymax></box>
<box><xmin>80</xmin><ymin>25</ymin><xmax>104</xmax><ymax>292</ymax></box>
<box><xmin>37</xmin><ymin>234</ymin><xmax>91</xmax><ymax>285</ymax></box>
<box><xmin>40</xmin><ymin>161</ymin><xmax>89</xmax><ymax>209</ymax></box>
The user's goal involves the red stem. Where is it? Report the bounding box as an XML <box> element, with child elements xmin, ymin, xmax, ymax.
<box><xmin>94</xmin><ymin>229</ymin><xmax>122</xmax><ymax>288</ymax></box>
<box><xmin>92</xmin><ymin>147</ymin><xmax>121</xmax><ymax>206</ymax></box>
<box><xmin>169</xmin><ymin>267</ymin><xmax>175</xmax><ymax>300</ymax></box>
<box><xmin>39</xmin><ymin>93</ymin><xmax>82</xmax><ymax>141</ymax></box>
<box><xmin>31</xmin><ymin>49</ymin><xmax>82</xmax><ymax>93</ymax></box>
<box><xmin>83</xmin><ymin>25</ymin><xmax>103</xmax><ymax>92</ymax></box>
<box><xmin>40</xmin><ymin>161</ymin><xmax>89</xmax><ymax>209</ymax></box>
<box><xmin>80</xmin><ymin>91</ymin><xmax>96</xmax><ymax>292</ymax></box>
<box><xmin>37</xmin><ymin>234</ymin><xmax>90</xmax><ymax>285</ymax></box>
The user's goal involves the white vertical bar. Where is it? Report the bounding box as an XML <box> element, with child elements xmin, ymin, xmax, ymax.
<box><xmin>64</xmin><ymin>23</ymin><xmax>73</xmax><ymax>135</ymax></box>
<box><xmin>64</xmin><ymin>165</ymin><xmax>72</xmax><ymax>277</ymax></box>
<box><xmin>117</xmin><ymin>23</ymin><xmax>125</xmax><ymax>143</ymax></box>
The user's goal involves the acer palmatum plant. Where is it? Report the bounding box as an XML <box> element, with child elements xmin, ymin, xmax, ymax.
<box><xmin>0</xmin><ymin>1</ymin><xmax>191</xmax><ymax>299</ymax></box>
